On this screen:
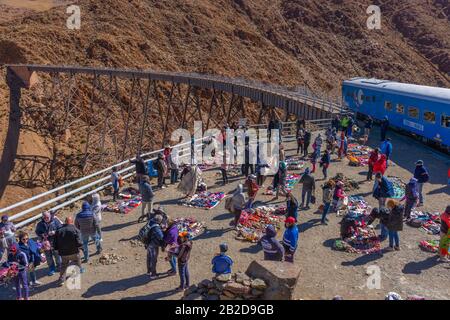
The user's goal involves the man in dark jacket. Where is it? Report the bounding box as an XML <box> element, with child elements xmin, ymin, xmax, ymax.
<box><xmin>373</xmin><ymin>173</ymin><xmax>394</xmax><ymax>208</ymax></box>
<box><xmin>299</xmin><ymin>168</ymin><xmax>316</xmax><ymax>209</ymax></box>
<box><xmin>380</xmin><ymin>116</ymin><xmax>389</xmax><ymax>141</ymax></box>
<box><xmin>139</xmin><ymin>176</ymin><xmax>154</xmax><ymax>222</ymax></box>
<box><xmin>155</xmin><ymin>153</ymin><xmax>167</xmax><ymax>189</ymax></box>
<box><xmin>365</xmin><ymin>116</ymin><xmax>373</xmax><ymax>137</ymax></box>
<box><xmin>130</xmin><ymin>154</ymin><xmax>147</xmax><ymax>183</ymax></box>
<box><xmin>331</xmin><ymin>116</ymin><xmax>340</xmax><ymax>132</ymax></box>
<box><xmin>75</xmin><ymin>201</ymin><xmax>101</xmax><ymax>262</ymax></box>
<box><xmin>303</xmin><ymin>130</ymin><xmax>311</xmax><ymax>157</ymax></box>
<box><xmin>367</xmin><ymin>207</ymin><xmax>389</xmax><ymax>241</ymax></box>
<box><xmin>259</xmin><ymin>225</ymin><xmax>284</xmax><ymax>261</ymax></box>
<box><xmin>146</xmin><ymin>215</ymin><xmax>165</xmax><ymax>279</ymax></box>
<box><xmin>403</xmin><ymin>178</ymin><xmax>419</xmax><ymax>220</ymax></box>
<box><xmin>35</xmin><ymin>211</ymin><xmax>62</xmax><ymax>276</ymax></box>
<box><xmin>386</xmin><ymin>200</ymin><xmax>404</xmax><ymax>251</ymax></box>
<box><xmin>54</xmin><ymin>217</ymin><xmax>84</xmax><ymax>285</ymax></box>
<box><xmin>413</xmin><ymin>160</ymin><xmax>429</xmax><ymax>206</ymax></box>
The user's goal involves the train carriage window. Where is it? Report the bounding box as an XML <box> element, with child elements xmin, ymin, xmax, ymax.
<box><xmin>442</xmin><ymin>115</ymin><xmax>450</xmax><ymax>128</ymax></box>
<box><xmin>372</xmin><ymin>96</ymin><xmax>376</xmax><ymax>102</ymax></box>
<box><xmin>365</xmin><ymin>96</ymin><xmax>371</xmax><ymax>102</ymax></box>
<box><xmin>384</xmin><ymin>101</ymin><xmax>392</xmax><ymax>111</ymax></box>
<box><xmin>396</xmin><ymin>104</ymin><xmax>404</xmax><ymax>114</ymax></box>
<box><xmin>408</xmin><ymin>107</ymin><xmax>419</xmax><ymax>119</ymax></box>
<box><xmin>424</xmin><ymin>110</ymin><xmax>436</xmax><ymax>123</ymax></box>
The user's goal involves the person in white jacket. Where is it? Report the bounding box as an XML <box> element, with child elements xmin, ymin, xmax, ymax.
<box><xmin>90</xmin><ymin>193</ymin><xmax>103</xmax><ymax>241</ymax></box>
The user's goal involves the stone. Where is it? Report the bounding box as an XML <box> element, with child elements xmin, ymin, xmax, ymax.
<box><xmin>235</xmin><ymin>272</ymin><xmax>250</xmax><ymax>284</ymax></box>
<box><xmin>216</xmin><ymin>273</ymin><xmax>232</xmax><ymax>282</ymax></box>
<box><xmin>250</xmin><ymin>279</ymin><xmax>267</xmax><ymax>290</ymax></box>
<box><xmin>207</xmin><ymin>295</ymin><xmax>219</xmax><ymax>301</ymax></box>
<box><xmin>208</xmin><ymin>289</ymin><xmax>220</xmax><ymax>295</ymax></box>
<box><xmin>246</xmin><ymin>260</ymin><xmax>301</xmax><ymax>300</ymax></box>
<box><xmin>213</xmin><ymin>279</ymin><xmax>226</xmax><ymax>291</ymax></box>
<box><xmin>251</xmin><ymin>289</ymin><xmax>264</xmax><ymax>297</ymax></box>
<box><xmin>224</xmin><ymin>281</ymin><xmax>251</xmax><ymax>295</ymax></box>
<box><xmin>243</xmin><ymin>280</ymin><xmax>251</xmax><ymax>287</ymax></box>
<box><xmin>199</xmin><ymin>279</ymin><xmax>212</xmax><ymax>288</ymax></box>
<box><xmin>222</xmin><ymin>290</ymin><xmax>236</xmax><ymax>298</ymax></box>
<box><xmin>197</xmin><ymin>287</ymin><xmax>207</xmax><ymax>294</ymax></box>
<box><xmin>184</xmin><ymin>285</ymin><xmax>198</xmax><ymax>296</ymax></box>
<box><xmin>220</xmin><ymin>294</ymin><xmax>233</xmax><ymax>300</ymax></box>
<box><xmin>184</xmin><ymin>293</ymin><xmax>203</xmax><ymax>301</ymax></box>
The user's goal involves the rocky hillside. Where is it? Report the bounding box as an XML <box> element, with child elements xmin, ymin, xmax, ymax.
<box><xmin>0</xmin><ymin>0</ymin><xmax>449</xmax><ymax>207</ymax></box>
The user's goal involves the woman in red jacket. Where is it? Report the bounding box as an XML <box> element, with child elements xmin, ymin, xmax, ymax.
<box><xmin>245</xmin><ymin>175</ymin><xmax>259</xmax><ymax>209</ymax></box>
<box><xmin>373</xmin><ymin>154</ymin><xmax>387</xmax><ymax>176</ymax></box>
<box><xmin>367</xmin><ymin>148</ymin><xmax>380</xmax><ymax>181</ymax></box>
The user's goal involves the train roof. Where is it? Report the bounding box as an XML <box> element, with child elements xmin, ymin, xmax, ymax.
<box><xmin>343</xmin><ymin>78</ymin><xmax>450</xmax><ymax>104</ymax></box>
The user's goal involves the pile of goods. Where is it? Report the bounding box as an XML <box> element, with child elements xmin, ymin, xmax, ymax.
<box><xmin>285</xmin><ymin>156</ymin><xmax>305</xmax><ymax>170</ymax></box>
<box><xmin>407</xmin><ymin>211</ymin><xmax>441</xmax><ymax>235</ymax></box>
<box><xmin>178</xmin><ymin>192</ymin><xmax>226</xmax><ymax>210</ymax></box>
<box><xmin>183</xmin><ymin>272</ymin><xmax>267</xmax><ymax>301</ymax></box>
<box><xmin>346</xmin><ymin>143</ymin><xmax>373</xmax><ymax>167</ymax></box>
<box><xmin>98</xmin><ymin>253</ymin><xmax>127</xmax><ymax>265</ymax></box>
<box><xmin>104</xmin><ymin>187</ymin><xmax>142</xmax><ymax>214</ymax></box>
<box><xmin>174</xmin><ymin>217</ymin><xmax>205</xmax><ymax>239</ymax></box>
<box><xmin>334</xmin><ymin>197</ymin><xmax>381</xmax><ymax>254</ymax></box>
<box><xmin>387</xmin><ymin>176</ymin><xmax>406</xmax><ymax>199</ymax></box>
<box><xmin>235</xmin><ymin>206</ymin><xmax>285</xmax><ymax>242</ymax></box>
<box><xmin>330</xmin><ymin>173</ymin><xmax>360</xmax><ymax>191</ymax></box>
<box><xmin>418</xmin><ymin>239</ymin><xmax>440</xmax><ymax>253</ymax></box>
<box><xmin>263</xmin><ymin>173</ymin><xmax>301</xmax><ymax>195</ymax></box>
<box><xmin>0</xmin><ymin>263</ymin><xmax>18</xmax><ymax>286</ymax></box>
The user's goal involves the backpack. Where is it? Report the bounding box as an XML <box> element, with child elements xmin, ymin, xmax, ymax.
<box><xmin>137</xmin><ymin>223</ymin><xmax>158</xmax><ymax>245</ymax></box>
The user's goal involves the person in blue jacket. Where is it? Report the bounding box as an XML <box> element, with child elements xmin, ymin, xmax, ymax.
<box><xmin>282</xmin><ymin>217</ymin><xmax>299</xmax><ymax>263</ymax></box>
<box><xmin>413</xmin><ymin>160</ymin><xmax>429</xmax><ymax>206</ymax></box>
<box><xmin>380</xmin><ymin>138</ymin><xmax>393</xmax><ymax>167</ymax></box>
<box><xmin>7</xmin><ymin>243</ymin><xmax>29</xmax><ymax>300</ymax></box>
<box><xmin>259</xmin><ymin>225</ymin><xmax>284</xmax><ymax>261</ymax></box>
<box><xmin>18</xmin><ymin>231</ymin><xmax>42</xmax><ymax>287</ymax></box>
<box><xmin>211</xmin><ymin>243</ymin><xmax>233</xmax><ymax>276</ymax></box>
<box><xmin>373</xmin><ymin>173</ymin><xmax>394</xmax><ymax>208</ymax></box>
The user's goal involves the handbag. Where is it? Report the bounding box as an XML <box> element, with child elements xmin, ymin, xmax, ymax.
<box><xmin>310</xmin><ymin>195</ymin><xmax>316</xmax><ymax>204</ymax></box>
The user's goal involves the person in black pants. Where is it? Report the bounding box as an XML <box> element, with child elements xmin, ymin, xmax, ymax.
<box><xmin>296</xmin><ymin>128</ymin><xmax>304</xmax><ymax>155</ymax></box>
<box><xmin>303</xmin><ymin>130</ymin><xmax>311</xmax><ymax>158</ymax></box>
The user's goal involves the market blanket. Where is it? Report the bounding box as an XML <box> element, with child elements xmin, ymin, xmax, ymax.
<box><xmin>408</xmin><ymin>210</ymin><xmax>441</xmax><ymax>235</ymax></box>
<box><xmin>285</xmin><ymin>156</ymin><xmax>306</xmax><ymax>171</ymax></box>
<box><xmin>387</xmin><ymin>176</ymin><xmax>406</xmax><ymax>199</ymax></box>
<box><xmin>235</xmin><ymin>206</ymin><xmax>285</xmax><ymax>242</ymax></box>
<box><xmin>263</xmin><ymin>173</ymin><xmax>301</xmax><ymax>195</ymax></box>
<box><xmin>103</xmin><ymin>187</ymin><xmax>142</xmax><ymax>214</ymax></box>
<box><xmin>178</xmin><ymin>191</ymin><xmax>226</xmax><ymax>210</ymax></box>
<box><xmin>330</xmin><ymin>173</ymin><xmax>360</xmax><ymax>191</ymax></box>
<box><xmin>346</xmin><ymin>143</ymin><xmax>373</xmax><ymax>167</ymax></box>
<box><xmin>175</xmin><ymin>217</ymin><xmax>205</xmax><ymax>239</ymax></box>
<box><xmin>418</xmin><ymin>239</ymin><xmax>440</xmax><ymax>253</ymax></box>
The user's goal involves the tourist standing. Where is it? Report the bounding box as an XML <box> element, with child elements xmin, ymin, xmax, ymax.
<box><xmin>367</xmin><ymin>148</ymin><xmax>380</xmax><ymax>181</ymax></box>
<box><xmin>176</xmin><ymin>232</ymin><xmax>192</xmax><ymax>291</ymax></box>
<box><xmin>245</xmin><ymin>175</ymin><xmax>259</xmax><ymax>209</ymax></box>
<box><xmin>321</xmin><ymin>180</ymin><xmax>335</xmax><ymax>224</ymax></box>
<box><xmin>373</xmin><ymin>154</ymin><xmax>387</xmax><ymax>176</ymax></box>
<box><xmin>282</xmin><ymin>217</ymin><xmax>299</xmax><ymax>263</ymax></box>
<box><xmin>130</xmin><ymin>154</ymin><xmax>147</xmax><ymax>183</ymax></box>
<box><xmin>303</xmin><ymin>130</ymin><xmax>311</xmax><ymax>158</ymax></box>
<box><xmin>146</xmin><ymin>215</ymin><xmax>165</xmax><ymax>279</ymax></box>
<box><xmin>413</xmin><ymin>160</ymin><xmax>429</xmax><ymax>206</ymax></box>
<box><xmin>259</xmin><ymin>225</ymin><xmax>284</xmax><ymax>261</ymax></box>
<box><xmin>296</xmin><ymin>128</ymin><xmax>305</xmax><ymax>155</ymax></box>
<box><xmin>75</xmin><ymin>201</ymin><xmax>102</xmax><ymax>263</ymax></box>
<box><xmin>385</xmin><ymin>200</ymin><xmax>404</xmax><ymax>251</ymax></box>
<box><xmin>299</xmin><ymin>168</ymin><xmax>316</xmax><ymax>209</ymax></box>
<box><xmin>90</xmin><ymin>193</ymin><xmax>103</xmax><ymax>242</ymax></box>
<box><xmin>35</xmin><ymin>211</ymin><xmax>62</xmax><ymax>276</ymax></box>
<box><xmin>320</xmin><ymin>150</ymin><xmax>331</xmax><ymax>180</ymax></box>
<box><xmin>403</xmin><ymin>178</ymin><xmax>419</xmax><ymax>220</ymax></box>
<box><xmin>17</xmin><ymin>231</ymin><xmax>42</xmax><ymax>287</ymax></box>
<box><xmin>275</xmin><ymin>162</ymin><xmax>288</xmax><ymax>199</ymax></box>
<box><xmin>168</xmin><ymin>150</ymin><xmax>179</xmax><ymax>184</ymax></box>
<box><xmin>54</xmin><ymin>217</ymin><xmax>84</xmax><ymax>286</ymax></box>
<box><xmin>111</xmin><ymin>167</ymin><xmax>120</xmax><ymax>201</ymax></box>
<box><xmin>0</xmin><ymin>228</ymin><xmax>16</xmax><ymax>263</ymax></box>
<box><xmin>373</xmin><ymin>173</ymin><xmax>394</xmax><ymax>208</ymax></box>
<box><xmin>365</xmin><ymin>116</ymin><xmax>373</xmax><ymax>137</ymax></box>
<box><xmin>155</xmin><ymin>153</ymin><xmax>168</xmax><ymax>189</ymax></box>
<box><xmin>139</xmin><ymin>176</ymin><xmax>154</xmax><ymax>222</ymax></box>
<box><xmin>380</xmin><ymin>116</ymin><xmax>389</xmax><ymax>141</ymax></box>
<box><xmin>286</xmin><ymin>192</ymin><xmax>299</xmax><ymax>221</ymax></box>
<box><xmin>380</xmin><ymin>138</ymin><xmax>393</xmax><ymax>167</ymax></box>
<box><xmin>163</xmin><ymin>218</ymin><xmax>179</xmax><ymax>276</ymax></box>
<box><xmin>7</xmin><ymin>244</ymin><xmax>29</xmax><ymax>300</ymax></box>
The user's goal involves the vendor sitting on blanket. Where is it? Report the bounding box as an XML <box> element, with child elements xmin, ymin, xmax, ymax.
<box><xmin>212</xmin><ymin>243</ymin><xmax>233</xmax><ymax>277</ymax></box>
<box><xmin>259</xmin><ymin>225</ymin><xmax>284</xmax><ymax>262</ymax></box>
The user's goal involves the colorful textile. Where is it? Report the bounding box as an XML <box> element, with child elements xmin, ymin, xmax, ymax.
<box><xmin>174</xmin><ymin>217</ymin><xmax>205</xmax><ymax>240</ymax></box>
<box><xmin>285</xmin><ymin>156</ymin><xmax>306</xmax><ymax>170</ymax></box>
<box><xmin>178</xmin><ymin>191</ymin><xmax>225</xmax><ymax>210</ymax></box>
<box><xmin>440</xmin><ymin>229</ymin><xmax>449</xmax><ymax>257</ymax></box>
<box><xmin>104</xmin><ymin>187</ymin><xmax>142</xmax><ymax>214</ymax></box>
<box><xmin>0</xmin><ymin>264</ymin><xmax>18</xmax><ymax>286</ymax></box>
<box><xmin>330</xmin><ymin>173</ymin><xmax>359</xmax><ymax>192</ymax></box>
<box><xmin>346</xmin><ymin>143</ymin><xmax>373</xmax><ymax>166</ymax></box>
<box><xmin>263</xmin><ymin>174</ymin><xmax>300</xmax><ymax>195</ymax></box>
<box><xmin>387</xmin><ymin>176</ymin><xmax>406</xmax><ymax>199</ymax></box>
<box><xmin>235</xmin><ymin>206</ymin><xmax>285</xmax><ymax>242</ymax></box>
<box><xmin>408</xmin><ymin>211</ymin><xmax>441</xmax><ymax>234</ymax></box>
<box><xmin>419</xmin><ymin>239</ymin><xmax>440</xmax><ymax>253</ymax></box>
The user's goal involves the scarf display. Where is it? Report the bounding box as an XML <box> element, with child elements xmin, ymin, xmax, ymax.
<box><xmin>346</xmin><ymin>143</ymin><xmax>373</xmax><ymax>167</ymax></box>
<box><xmin>104</xmin><ymin>187</ymin><xmax>142</xmax><ymax>214</ymax></box>
<box><xmin>418</xmin><ymin>239</ymin><xmax>440</xmax><ymax>253</ymax></box>
<box><xmin>174</xmin><ymin>217</ymin><xmax>205</xmax><ymax>239</ymax></box>
<box><xmin>178</xmin><ymin>191</ymin><xmax>226</xmax><ymax>210</ymax></box>
<box><xmin>235</xmin><ymin>206</ymin><xmax>285</xmax><ymax>242</ymax></box>
<box><xmin>407</xmin><ymin>211</ymin><xmax>441</xmax><ymax>234</ymax></box>
<box><xmin>285</xmin><ymin>156</ymin><xmax>306</xmax><ymax>170</ymax></box>
<box><xmin>387</xmin><ymin>176</ymin><xmax>406</xmax><ymax>199</ymax></box>
<box><xmin>330</xmin><ymin>173</ymin><xmax>359</xmax><ymax>191</ymax></box>
<box><xmin>263</xmin><ymin>173</ymin><xmax>301</xmax><ymax>195</ymax></box>
<box><xmin>0</xmin><ymin>263</ymin><xmax>18</xmax><ymax>286</ymax></box>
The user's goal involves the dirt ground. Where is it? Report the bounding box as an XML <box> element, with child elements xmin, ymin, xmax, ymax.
<box><xmin>0</xmin><ymin>125</ymin><xmax>449</xmax><ymax>300</ymax></box>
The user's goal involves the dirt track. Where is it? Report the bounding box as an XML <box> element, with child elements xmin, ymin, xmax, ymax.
<box><xmin>1</xmin><ymin>126</ymin><xmax>449</xmax><ymax>300</ymax></box>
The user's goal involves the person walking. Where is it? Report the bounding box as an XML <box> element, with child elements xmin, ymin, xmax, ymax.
<box><xmin>438</xmin><ymin>205</ymin><xmax>450</xmax><ymax>262</ymax></box>
<box><xmin>54</xmin><ymin>217</ymin><xmax>84</xmax><ymax>286</ymax></box>
<box><xmin>139</xmin><ymin>176</ymin><xmax>154</xmax><ymax>222</ymax></box>
<box><xmin>155</xmin><ymin>153</ymin><xmax>168</xmax><ymax>189</ymax></box>
<box><xmin>176</xmin><ymin>232</ymin><xmax>192</xmax><ymax>291</ymax></box>
<box><xmin>274</xmin><ymin>162</ymin><xmax>288</xmax><ymax>199</ymax></box>
<box><xmin>111</xmin><ymin>167</ymin><xmax>120</xmax><ymax>201</ymax></box>
<box><xmin>413</xmin><ymin>160</ymin><xmax>429</xmax><ymax>206</ymax></box>
<box><xmin>145</xmin><ymin>215</ymin><xmax>165</xmax><ymax>279</ymax></box>
<box><xmin>310</xmin><ymin>147</ymin><xmax>320</xmax><ymax>174</ymax></box>
<box><xmin>163</xmin><ymin>218</ymin><xmax>179</xmax><ymax>276</ymax></box>
<box><xmin>130</xmin><ymin>154</ymin><xmax>147</xmax><ymax>183</ymax></box>
<box><xmin>320</xmin><ymin>150</ymin><xmax>331</xmax><ymax>180</ymax></box>
<box><xmin>7</xmin><ymin>244</ymin><xmax>29</xmax><ymax>300</ymax></box>
<box><xmin>364</xmin><ymin>116</ymin><xmax>373</xmax><ymax>137</ymax></box>
<box><xmin>299</xmin><ymin>168</ymin><xmax>316</xmax><ymax>209</ymax></box>
<box><xmin>380</xmin><ymin>138</ymin><xmax>393</xmax><ymax>167</ymax></box>
<box><xmin>286</xmin><ymin>192</ymin><xmax>299</xmax><ymax>221</ymax></box>
<box><xmin>212</xmin><ymin>243</ymin><xmax>233</xmax><ymax>276</ymax></box>
<box><xmin>385</xmin><ymin>200</ymin><xmax>404</xmax><ymax>251</ymax></box>
<box><xmin>17</xmin><ymin>231</ymin><xmax>42</xmax><ymax>287</ymax></box>
<box><xmin>367</xmin><ymin>148</ymin><xmax>380</xmax><ymax>181</ymax></box>
<box><xmin>402</xmin><ymin>178</ymin><xmax>419</xmax><ymax>220</ymax></box>
<box><xmin>321</xmin><ymin>180</ymin><xmax>335</xmax><ymax>224</ymax></box>
<box><xmin>230</xmin><ymin>184</ymin><xmax>247</xmax><ymax>227</ymax></box>
<box><xmin>303</xmin><ymin>130</ymin><xmax>311</xmax><ymax>158</ymax></box>
<box><xmin>380</xmin><ymin>116</ymin><xmax>389</xmax><ymax>141</ymax></box>
<box><xmin>259</xmin><ymin>225</ymin><xmax>284</xmax><ymax>261</ymax></box>
<box><xmin>75</xmin><ymin>201</ymin><xmax>102</xmax><ymax>263</ymax></box>
<box><xmin>35</xmin><ymin>211</ymin><xmax>62</xmax><ymax>276</ymax></box>
<box><xmin>90</xmin><ymin>193</ymin><xmax>103</xmax><ymax>242</ymax></box>
<box><xmin>373</xmin><ymin>173</ymin><xmax>395</xmax><ymax>208</ymax></box>
<box><xmin>282</xmin><ymin>217</ymin><xmax>299</xmax><ymax>263</ymax></box>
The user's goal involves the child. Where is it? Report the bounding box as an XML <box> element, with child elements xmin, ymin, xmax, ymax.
<box><xmin>8</xmin><ymin>244</ymin><xmax>29</xmax><ymax>300</ymax></box>
<box><xmin>176</xmin><ymin>232</ymin><xmax>192</xmax><ymax>291</ymax></box>
<box><xmin>211</xmin><ymin>243</ymin><xmax>233</xmax><ymax>276</ymax></box>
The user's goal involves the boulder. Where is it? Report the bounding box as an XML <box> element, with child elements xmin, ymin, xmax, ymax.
<box><xmin>184</xmin><ymin>293</ymin><xmax>203</xmax><ymax>301</ymax></box>
<box><xmin>207</xmin><ymin>295</ymin><xmax>220</xmax><ymax>301</ymax></box>
<box><xmin>251</xmin><ymin>288</ymin><xmax>264</xmax><ymax>297</ymax></box>
<box><xmin>184</xmin><ymin>285</ymin><xmax>198</xmax><ymax>296</ymax></box>
<box><xmin>213</xmin><ymin>279</ymin><xmax>226</xmax><ymax>291</ymax></box>
<box><xmin>224</xmin><ymin>281</ymin><xmax>251</xmax><ymax>295</ymax></box>
<box><xmin>250</xmin><ymin>279</ymin><xmax>267</xmax><ymax>290</ymax></box>
<box><xmin>235</xmin><ymin>272</ymin><xmax>250</xmax><ymax>284</ymax></box>
<box><xmin>199</xmin><ymin>279</ymin><xmax>212</xmax><ymax>288</ymax></box>
<box><xmin>208</xmin><ymin>289</ymin><xmax>221</xmax><ymax>296</ymax></box>
<box><xmin>222</xmin><ymin>290</ymin><xmax>236</xmax><ymax>298</ymax></box>
<box><xmin>220</xmin><ymin>294</ymin><xmax>233</xmax><ymax>301</ymax></box>
<box><xmin>216</xmin><ymin>273</ymin><xmax>232</xmax><ymax>282</ymax></box>
<box><xmin>246</xmin><ymin>260</ymin><xmax>301</xmax><ymax>300</ymax></box>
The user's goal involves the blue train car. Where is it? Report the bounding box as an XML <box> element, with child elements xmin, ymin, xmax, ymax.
<box><xmin>342</xmin><ymin>78</ymin><xmax>450</xmax><ymax>150</ymax></box>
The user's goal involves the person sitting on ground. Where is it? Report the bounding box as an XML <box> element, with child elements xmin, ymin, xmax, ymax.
<box><xmin>139</xmin><ymin>176</ymin><xmax>154</xmax><ymax>223</ymax></box>
<box><xmin>259</xmin><ymin>225</ymin><xmax>284</xmax><ymax>262</ymax></box>
<box><xmin>7</xmin><ymin>244</ymin><xmax>29</xmax><ymax>300</ymax></box>
<box><xmin>35</xmin><ymin>211</ymin><xmax>62</xmax><ymax>276</ymax></box>
<box><xmin>385</xmin><ymin>200</ymin><xmax>404</xmax><ymax>251</ymax></box>
<box><xmin>299</xmin><ymin>168</ymin><xmax>316</xmax><ymax>209</ymax></box>
<box><xmin>17</xmin><ymin>231</ymin><xmax>42</xmax><ymax>287</ymax></box>
<box><xmin>438</xmin><ymin>205</ymin><xmax>450</xmax><ymax>263</ymax></box>
<box><xmin>176</xmin><ymin>232</ymin><xmax>192</xmax><ymax>292</ymax></box>
<box><xmin>282</xmin><ymin>217</ymin><xmax>299</xmax><ymax>263</ymax></box>
<box><xmin>163</xmin><ymin>218</ymin><xmax>179</xmax><ymax>276</ymax></box>
<box><xmin>286</xmin><ymin>192</ymin><xmax>299</xmax><ymax>222</ymax></box>
<box><xmin>211</xmin><ymin>243</ymin><xmax>233</xmax><ymax>277</ymax></box>
<box><xmin>321</xmin><ymin>180</ymin><xmax>335</xmax><ymax>225</ymax></box>
<box><xmin>75</xmin><ymin>201</ymin><xmax>102</xmax><ymax>263</ymax></box>
<box><xmin>54</xmin><ymin>217</ymin><xmax>84</xmax><ymax>286</ymax></box>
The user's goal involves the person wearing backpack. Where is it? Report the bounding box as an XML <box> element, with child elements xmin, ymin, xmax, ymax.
<box><xmin>17</xmin><ymin>231</ymin><xmax>42</xmax><ymax>287</ymax></box>
<box><xmin>373</xmin><ymin>173</ymin><xmax>394</xmax><ymax>208</ymax></box>
<box><xmin>176</xmin><ymin>232</ymin><xmax>192</xmax><ymax>291</ymax></box>
<box><xmin>7</xmin><ymin>243</ymin><xmax>29</xmax><ymax>300</ymax></box>
<box><xmin>75</xmin><ymin>201</ymin><xmax>102</xmax><ymax>263</ymax></box>
<box><xmin>145</xmin><ymin>215</ymin><xmax>165</xmax><ymax>279</ymax></box>
<box><xmin>413</xmin><ymin>160</ymin><xmax>429</xmax><ymax>206</ymax></box>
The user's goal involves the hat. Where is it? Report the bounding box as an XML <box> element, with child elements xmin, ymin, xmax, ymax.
<box><xmin>9</xmin><ymin>243</ymin><xmax>18</xmax><ymax>253</ymax></box>
<box><xmin>219</xmin><ymin>243</ymin><xmax>228</xmax><ymax>253</ymax></box>
<box><xmin>285</xmin><ymin>217</ymin><xmax>296</xmax><ymax>224</ymax></box>
<box><xmin>415</xmin><ymin>160</ymin><xmax>423</xmax><ymax>165</ymax></box>
<box><xmin>1</xmin><ymin>215</ymin><xmax>8</xmax><ymax>221</ymax></box>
